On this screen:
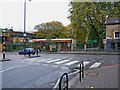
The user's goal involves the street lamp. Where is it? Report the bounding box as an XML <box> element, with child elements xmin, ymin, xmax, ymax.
<box><xmin>23</xmin><ymin>0</ymin><xmax>31</xmax><ymax>48</ymax></box>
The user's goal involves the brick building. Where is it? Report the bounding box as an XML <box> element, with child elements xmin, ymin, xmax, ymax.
<box><xmin>0</xmin><ymin>28</ymin><xmax>35</xmax><ymax>51</ymax></box>
<box><xmin>104</xmin><ymin>17</ymin><xmax>120</xmax><ymax>52</ymax></box>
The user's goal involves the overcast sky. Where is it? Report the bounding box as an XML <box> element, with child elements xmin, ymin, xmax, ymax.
<box><xmin>0</xmin><ymin>0</ymin><xmax>71</xmax><ymax>32</ymax></box>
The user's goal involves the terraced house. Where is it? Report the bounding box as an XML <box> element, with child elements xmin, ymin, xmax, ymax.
<box><xmin>104</xmin><ymin>17</ymin><xmax>120</xmax><ymax>52</ymax></box>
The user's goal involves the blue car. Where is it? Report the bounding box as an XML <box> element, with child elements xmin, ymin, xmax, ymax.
<box><xmin>19</xmin><ymin>48</ymin><xmax>36</xmax><ymax>55</ymax></box>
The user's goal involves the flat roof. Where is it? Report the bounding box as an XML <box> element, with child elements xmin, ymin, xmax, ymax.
<box><xmin>32</xmin><ymin>38</ymin><xmax>74</xmax><ymax>43</ymax></box>
<box><xmin>33</xmin><ymin>38</ymin><xmax>73</xmax><ymax>41</ymax></box>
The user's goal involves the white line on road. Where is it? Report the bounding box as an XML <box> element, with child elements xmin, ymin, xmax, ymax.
<box><xmin>0</xmin><ymin>67</ymin><xmax>13</xmax><ymax>73</ymax></box>
<box><xmin>1</xmin><ymin>65</ymin><xmax>33</xmax><ymax>73</ymax></box>
<box><xmin>55</xmin><ymin>60</ymin><xmax>70</xmax><ymax>64</ymax></box>
<box><xmin>65</xmin><ymin>61</ymin><xmax>79</xmax><ymax>66</ymax></box>
<box><xmin>61</xmin><ymin>67</ymin><xmax>68</xmax><ymax>69</ymax></box>
<box><xmin>47</xmin><ymin>59</ymin><xmax>61</xmax><ymax>63</ymax></box>
<box><xmin>77</xmin><ymin>61</ymin><xmax>90</xmax><ymax>67</ymax></box>
<box><xmin>51</xmin><ymin>65</ymin><xmax>58</xmax><ymax>68</ymax></box>
<box><xmin>43</xmin><ymin>64</ymin><xmax>49</xmax><ymax>66</ymax></box>
<box><xmin>89</xmin><ymin>62</ymin><xmax>102</xmax><ymax>68</ymax></box>
<box><xmin>37</xmin><ymin>59</ymin><xmax>51</xmax><ymax>62</ymax></box>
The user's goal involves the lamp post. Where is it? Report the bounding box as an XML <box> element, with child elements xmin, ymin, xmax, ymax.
<box><xmin>23</xmin><ymin>0</ymin><xmax>31</xmax><ymax>48</ymax></box>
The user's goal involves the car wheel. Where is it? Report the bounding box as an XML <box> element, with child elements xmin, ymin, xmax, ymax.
<box><xmin>33</xmin><ymin>53</ymin><xmax>35</xmax><ymax>55</ymax></box>
<box><xmin>19</xmin><ymin>53</ymin><xmax>22</xmax><ymax>55</ymax></box>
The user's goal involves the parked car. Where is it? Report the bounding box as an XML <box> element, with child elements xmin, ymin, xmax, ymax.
<box><xmin>19</xmin><ymin>48</ymin><xmax>36</xmax><ymax>55</ymax></box>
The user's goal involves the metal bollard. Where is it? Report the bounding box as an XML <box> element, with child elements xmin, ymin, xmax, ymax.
<box><xmin>82</xmin><ymin>62</ymin><xmax>84</xmax><ymax>78</ymax></box>
<box><xmin>59</xmin><ymin>73</ymin><xmax>68</xmax><ymax>90</ymax></box>
<box><xmin>79</xmin><ymin>63</ymin><xmax>81</xmax><ymax>82</ymax></box>
<box><xmin>36</xmin><ymin>49</ymin><xmax>38</xmax><ymax>55</ymax></box>
<box><xmin>3</xmin><ymin>52</ymin><xmax>5</xmax><ymax>59</ymax></box>
<box><xmin>28</xmin><ymin>50</ymin><xmax>30</xmax><ymax>57</ymax></box>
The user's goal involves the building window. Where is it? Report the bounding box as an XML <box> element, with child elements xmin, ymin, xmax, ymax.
<box><xmin>114</xmin><ymin>32</ymin><xmax>120</xmax><ymax>39</ymax></box>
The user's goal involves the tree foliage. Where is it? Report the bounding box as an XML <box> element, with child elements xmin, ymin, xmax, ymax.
<box><xmin>34</xmin><ymin>21</ymin><xmax>69</xmax><ymax>39</ymax></box>
<box><xmin>68</xmin><ymin>1</ymin><xmax>119</xmax><ymax>49</ymax></box>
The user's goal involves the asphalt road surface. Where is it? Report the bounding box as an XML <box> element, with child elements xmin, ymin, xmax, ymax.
<box><xmin>1</xmin><ymin>52</ymin><xmax>119</xmax><ymax>88</ymax></box>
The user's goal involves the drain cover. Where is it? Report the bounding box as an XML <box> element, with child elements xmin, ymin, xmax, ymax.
<box><xmin>86</xmin><ymin>72</ymin><xmax>99</xmax><ymax>76</ymax></box>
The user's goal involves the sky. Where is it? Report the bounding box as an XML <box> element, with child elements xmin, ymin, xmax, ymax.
<box><xmin>0</xmin><ymin>0</ymin><xmax>71</xmax><ymax>32</ymax></box>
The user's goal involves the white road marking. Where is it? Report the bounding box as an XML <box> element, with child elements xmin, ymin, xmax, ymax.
<box><xmin>89</xmin><ymin>62</ymin><xmax>102</xmax><ymax>68</ymax></box>
<box><xmin>55</xmin><ymin>60</ymin><xmax>70</xmax><ymax>64</ymax></box>
<box><xmin>47</xmin><ymin>59</ymin><xmax>61</xmax><ymax>63</ymax></box>
<box><xmin>77</xmin><ymin>61</ymin><xmax>90</xmax><ymax>67</ymax></box>
<box><xmin>30</xmin><ymin>58</ymin><xmax>37</xmax><ymax>61</ymax></box>
<box><xmin>65</xmin><ymin>61</ymin><xmax>79</xmax><ymax>66</ymax></box>
<box><xmin>0</xmin><ymin>67</ymin><xmax>13</xmax><ymax>73</ymax></box>
<box><xmin>61</xmin><ymin>67</ymin><xmax>68</xmax><ymax>69</ymax></box>
<box><xmin>51</xmin><ymin>65</ymin><xmax>58</xmax><ymax>68</ymax></box>
<box><xmin>43</xmin><ymin>64</ymin><xmax>48</xmax><ymax>66</ymax></box>
<box><xmin>37</xmin><ymin>59</ymin><xmax>51</xmax><ymax>62</ymax></box>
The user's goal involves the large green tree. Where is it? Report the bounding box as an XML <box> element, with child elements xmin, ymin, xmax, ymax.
<box><xmin>34</xmin><ymin>21</ymin><xmax>68</xmax><ymax>39</ymax></box>
<box><xmin>68</xmin><ymin>1</ymin><xmax>119</xmax><ymax>50</ymax></box>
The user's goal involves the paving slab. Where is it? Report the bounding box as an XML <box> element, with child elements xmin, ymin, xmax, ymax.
<box><xmin>69</xmin><ymin>64</ymin><xmax>119</xmax><ymax>88</ymax></box>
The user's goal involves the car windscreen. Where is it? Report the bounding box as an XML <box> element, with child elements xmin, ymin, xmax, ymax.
<box><xmin>25</xmin><ymin>48</ymin><xmax>34</xmax><ymax>51</ymax></box>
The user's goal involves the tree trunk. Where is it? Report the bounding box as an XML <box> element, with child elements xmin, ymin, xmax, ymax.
<box><xmin>84</xmin><ymin>31</ymin><xmax>90</xmax><ymax>51</ymax></box>
<box><xmin>84</xmin><ymin>43</ymin><xmax>87</xmax><ymax>51</ymax></box>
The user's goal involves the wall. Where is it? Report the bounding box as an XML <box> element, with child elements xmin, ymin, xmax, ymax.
<box><xmin>106</xmin><ymin>24</ymin><xmax>120</xmax><ymax>39</ymax></box>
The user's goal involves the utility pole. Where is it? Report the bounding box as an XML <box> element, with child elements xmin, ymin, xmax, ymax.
<box><xmin>23</xmin><ymin>0</ymin><xmax>31</xmax><ymax>49</ymax></box>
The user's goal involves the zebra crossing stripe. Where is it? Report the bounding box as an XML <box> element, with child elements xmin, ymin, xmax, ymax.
<box><xmin>55</xmin><ymin>60</ymin><xmax>70</xmax><ymax>64</ymax></box>
<box><xmin>89</xmin><ymin>62</ymin><xmax>101</xmax><ymax>68</ymax></box>
<box><xmin>77</xmin><ymin>61</ymin><xmax>90</xmax><ymax>67</ymax></box>
<box><xmin>65</xmin><ymin>61</ymin><xmax>79</xmax><ymax>66</ymax></box>
<box><xmin>37</xmin><ymin>59</ymin><xmax>51</xmax><ymax>62</ymax></box>
<box><xmin>47</xmin><ymin>59</ymin><xmax>61</xmax><ymax>63</ymax></box>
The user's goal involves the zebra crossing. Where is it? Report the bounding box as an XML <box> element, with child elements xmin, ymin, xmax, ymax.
<box><xmin>26</xmin><ymin>58</ymin><xmax>102</xmax><ymax>69</ymax></box>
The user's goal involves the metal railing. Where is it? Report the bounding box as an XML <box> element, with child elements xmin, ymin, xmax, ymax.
<box><xmin>59</xmin><ymin>73</ymin><xmax>68</xmax><ymax>90</ymax></box>
<box><xmin>79</xmin><ymin>61</ymin><xmax>84</xmax><ymax>82</ymax></box>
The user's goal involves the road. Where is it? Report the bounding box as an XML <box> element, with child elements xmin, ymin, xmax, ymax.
<box><xmin>0</xmin><ymin>52</ymin><xmax>119</xmax><ymax>88</ymax></box>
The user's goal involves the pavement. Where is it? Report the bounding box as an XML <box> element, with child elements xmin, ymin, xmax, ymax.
<box><xmin>69</xmin><ymin>64</ymin><xmax>120</xmax><ymax>89</ymax></box>
<box><xmin>39</xmin><ymin>51</ymin><xmax>120</xmax><ymax>55</ymax></box>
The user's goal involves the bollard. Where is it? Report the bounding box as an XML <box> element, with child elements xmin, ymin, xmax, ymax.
<box><xmin>82</xmin><ymin>62</ymin><xmax>84</xmax><ymax>78</ymax></box>
<box><xmin>79</xmin><ymin>63</ymin><xmax>81</xmax><ymax>82</ymax></box>
<box><xmin>3</xmin><ymin>52</ymin><xmax>5</xmax><ymax>59</ymax></box>
<box><xmin>28</xmin><ymin>50</ymin><xmax>30</xmax><ymax>57</ymax></box>
<box><xmin>36</xmin><ymin>49</ymin><xmax>38</xmax><ymax>55</ymax></box>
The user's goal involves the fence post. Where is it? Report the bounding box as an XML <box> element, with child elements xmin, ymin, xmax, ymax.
<box><xmin>59</xmin><ymin>73</ymin><xmax>68</xmax><ymax>90</ymax></box>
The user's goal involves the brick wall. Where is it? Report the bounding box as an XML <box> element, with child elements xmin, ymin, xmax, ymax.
<box><xmin>106</xmin><ymin>24</ymin><xmax>120</xmax><ymax>39</ymax></box>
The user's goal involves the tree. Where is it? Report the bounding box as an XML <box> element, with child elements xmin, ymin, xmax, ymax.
<box><xmin>34</xmin><ymin>21</ymin><xmax>68</xmax><ymax>39</ymax></box>
<box><xmin>68</xmin><ymin>1</ymin><xmax>119</xmax><ymax>50</ymax></box>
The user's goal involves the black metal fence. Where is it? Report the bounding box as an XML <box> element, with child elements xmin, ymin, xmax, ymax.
<box><xmin>59</xmin><ymin>73</ymin><xmax>68</xmax><ymax>90</ymax></box>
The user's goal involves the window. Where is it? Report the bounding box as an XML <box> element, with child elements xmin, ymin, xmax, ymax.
<box><xmin>114</xmin><ymin>32</ymin><xmax>120</xmax><ymax>39</ymax></box>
